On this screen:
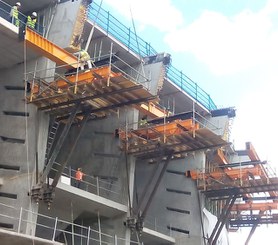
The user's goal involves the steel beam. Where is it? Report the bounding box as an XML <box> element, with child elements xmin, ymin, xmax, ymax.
<box><xmin>141</xmin><ymin>152</ymin><xmax>173</xmax><ymax>219</ymax></box>
<box><xmin>57</xmin><ymin>95</ymin><xmax>157</xmax><ymax>120</ymax></box>
<box><xmin>39</xmin><ymin>84</ymin><xmax>143</xmax><ymax>111</ymax></box>
<box><xmin>244</xmin><ymin>210</ymin><xmax>264</xmax><ymax>245</ymax></box>
<box><xmin>208</xmin><ymin>193</ymin><xmax>238</xmax><ymax>245</ymax></box>
<box><xmin>51</xmin><ymin>111</ymin><xmax>90</xmax><ymax>187</ymax></box>
<box><xmin>204</xmin><ymin>183</ymin><xmax>278</xmax><ymax>198</ymax></box>
<box><xmin>40</xmin><ymin>103</ymin><xmax>81</xmax><ymax>183</ymax></box>
<box><xmin>136</xmin><ymin>155</ymin><xmax>163</xmax><ymax>213</ymax></box>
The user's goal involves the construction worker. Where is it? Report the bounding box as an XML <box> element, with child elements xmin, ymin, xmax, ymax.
<box><xmin>139</xmin><ymin>115</ymin><xmax>148</xmax><ymax>127</ymax></box>
<box><xmin>74</xmin><ymin>49</ymin><xmax>92</xmax><ymax>70</ymax></box>
<box><xmin>75</xmin><ymin>168</ymin><xmax>84</xmax><ymax>188</ymax></box>
<box><xmin>26</xmin><ymin>12</ymin><xmax>37</xmax><ymax>29</ymax></box>
<box><xmin>10</xmin><ymin>2</ymin><xmax>21</xmax><ymax>27</ymax></box>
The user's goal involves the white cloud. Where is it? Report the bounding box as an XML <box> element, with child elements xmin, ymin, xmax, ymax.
<box><xmin>102</xmin><ymin>0</ymin><xmax>184</xmax><ymax>32</ymax></box>
<box><xmin>102</xmin><ymin>0</ymin><xmax>278</xmax><ymax>76</ymax></box>
<box><xmin>231</xmin><ymin>81</ymin><xmax>278</xmax><ymax>170</ymax></box>
<box><xmin>101</xmin><ymin>0</ymin><xmax>278</xmax><ymax>171</ymax></box>
<box><xmin>164</xmin><ymin>4</ymin><xmax>278</xmax><ymax>75</ymax></box>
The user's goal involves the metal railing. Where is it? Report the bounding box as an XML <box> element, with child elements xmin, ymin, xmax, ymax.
<box><xmin>88</xmin><ymin>1</ymin><xmax>217</xmax><ymax>111</ymax></box>
<box><xmin>144</xmin><ymin>215</ymin><xmax>174</xmax><ymax>237</ymax></box>
<box><xmin>51</xmin><ymin>163</ymin><xmax>177</xmax><ymax>238</ymax></box>
<box><xmin>0</xmin><ymin>202</ymin><xmax>143</xmax><ymax>244</ymax></box>
<box><xmin>88</xmin><ymin>4</ymin><xmax>156</xmax><ymax>58</ymax></box>
<box><xmin>166</xmin><ymin>66</ymin><xmax>217</xmax><ymax>110</ymax></box>
<box><xmin>52</xmin><ymin>162</ymin><xmax>126</xmax><ymax>205</ymax></box>
<box><xmin>0</xmin><ymin>0</ymin><xmax>44</xmax><ymax>36</ymax></box>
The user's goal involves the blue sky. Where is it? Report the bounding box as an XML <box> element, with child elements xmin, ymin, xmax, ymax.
<box><xmin>93</xmin><ymin>1</ymin><xmax>278</xmax><ymax>243</ymax></box>
<box><xmin>95</xmin><ymin>0</ymin><xmax>278</xmax><ymax>165</ymax></box>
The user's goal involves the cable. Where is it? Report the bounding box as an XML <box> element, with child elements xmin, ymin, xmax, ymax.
<box><xmin>23</xmin><ymin>35</ymin><xmax>31</xmax><ymax>193</ymax></box>
<box><xmin>85</xmin><ymin>0</ymin><xmax>103</xmax><ymax>52</ymax></box>
<box><xmin>125</xmin><ymin>151</ymin><xmax>133</xmax><ymax>216</ymax></box>
<box><xmin>129</xmin><ymin>5</ymin><xmax>146</xmax><ymax>80</ymax></box>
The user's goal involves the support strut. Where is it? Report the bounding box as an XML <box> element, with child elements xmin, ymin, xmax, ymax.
<box><xmin>208</xmin><ymin>192</ymin><xmax>238</xmax><ymax>245</ymax></box>
<box><xmin>40</xmin><ymin>103</ymin><xmax>81</xmax><ymax>184</ymax></box>
<box><xmin>51</xmin><ymin>111</ymin><xmax>90</xmax><ymax>187</ymax></box>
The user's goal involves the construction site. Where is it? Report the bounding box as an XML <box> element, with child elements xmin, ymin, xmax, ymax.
<box><xmin>0</xmin><ymin>0</ymin><xmax>277</xmax><ymax>244</ymax></box>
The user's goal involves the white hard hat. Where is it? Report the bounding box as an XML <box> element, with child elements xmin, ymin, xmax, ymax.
<box><xmin>16</xmin><ymin>2</ymin><xmax>21</xmax><ymax>6</ymax></box>
<box><xmin>32</xmin><ymin>12</ymin><xmax>37</xmax><ymax>17</ymax></box>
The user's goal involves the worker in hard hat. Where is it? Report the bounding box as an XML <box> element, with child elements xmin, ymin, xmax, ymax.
<box><xmin>74</xmin><ymin>49</ymin><xmax>93</xmax><ymax>70</ymax></box>
<box><xmin>10</xmin><ymin>2</ymin><xmax>21</xmax><ymax>27</ymax></box>
<box><xmin>139</xmin><ymin>115</ymin><xmax>148</xmax><ymax>127</ymax></box>
<box><xmin>26</xmin><ymin>12</ymin><xmax>37</xmax><ymax>29</ymax></box>
<box><xmin>75</xmin><ymin>168</ymin><xmax>84</xmax><ymax>188</ymax></box>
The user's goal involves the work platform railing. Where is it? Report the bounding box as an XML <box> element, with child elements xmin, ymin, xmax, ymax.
<box><xmin>51</xmin><ymin>163</ymin><xmax>177</xmax><ymax>238</ymax></box>
<box><xmin>193</xmin><ymin>162</ymin><xmax>278</xmax><ymax>192</ymax></box>
<box><xmin>51</xmin><ymin>165</ymin><xmax>184</xmax><ymax>239</ymax></box>
<box><xmin>25</xmin><ymin>53</ymin><xmax>158</xmax><ymax>120</ymax></box>
<box><xmin>88</xmin><ymin>1</ymin><xmax>217</xmax><ymax>111</ymax></box>
<box><xmin>0</xmin><ymin>202</ymin><xmax>143</xmax><ymax>245</ymax></box>
<box><xmin>0</xmin><ymin>0</ymin><xmax>44</xmax><ymax>35</ymax></box>
<box><xmin>51</xmin><ymin>162</ymin><xmax>126</xmax><ymax>205</ymax></box>
<box><xmin>118</xmin><ymin>109</ymin><xmax>227</xmax><ymax>159</ymax></box>
<box><xmin>25</xmin><ymin>52</ymin><xmax>150</xmax><ymax>94</ymax></box>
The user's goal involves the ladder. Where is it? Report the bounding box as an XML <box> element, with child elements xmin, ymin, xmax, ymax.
<box><xmin>44</xmin><ymin>120</ymin><xmax>60</xmax><ymax>166</ymax></box>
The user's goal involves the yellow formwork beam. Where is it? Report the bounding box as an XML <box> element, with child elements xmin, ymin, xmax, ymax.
<box><xmin>25</xmin><ymin>27</ymin><xmax>78</xmax><ymax>68</ymax></box>
<box><xmin>134</xmin><ymin>102</ymin><xmax>168</xmax><ymax>118</ymax></box>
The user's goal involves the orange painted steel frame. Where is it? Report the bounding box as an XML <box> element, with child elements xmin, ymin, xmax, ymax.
<box><xmin>134</xmin><ymin>102</ymin><xmax>168</xmax><ymax>119</ymax></box>
<box><xmin>25</xmin><ymin>27</ymin><xmax>78</xmax><ymax>69</ymax></box>
<box><xmin>31</xmin><ymin>66</ymin><xmax>120</xmax><ymax>94</ymax></box>
<box><xmin>231</xmin><ymin>202</ymin><xmax>278</xmax><ymax>211</ymax></box>
<box><xmin>190</xmin><ymin>165</ymin><xmax>262</xmax><ymax>180</ymax></box>
<box><xmin>54</xmin><ymin>66</ymin><xmax>118</xmax><ymax>88</ymax></box>
<box><xmin>214</xmin><ymin>149</ymin><xmax>229</xmax><ymax>165</ymax></box>
<box><xmin>119</xmin><ymin>119</ymin><xmax>199</xmax><ymax>140</ymax></box>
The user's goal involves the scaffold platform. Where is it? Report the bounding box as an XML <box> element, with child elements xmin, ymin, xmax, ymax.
<box><xmin>119</xmin><ymin>119</ymin><xmax>228</xmax><ymax>159</ymax></box>
<box><xmin>189</xmin><ymin>142</ymin><xmax>278</xmax><ymax>234</ymax></box>
<box><xmin>26</xmin><ymin>66</ymin><xmax>158</xmax><ymax>119</ymax></box>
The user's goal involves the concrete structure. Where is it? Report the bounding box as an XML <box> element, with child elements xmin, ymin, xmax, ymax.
<box><xmin>1</xmin><ymin>1</ymin><xmax>277</xmax><ymax>245</ymax></box>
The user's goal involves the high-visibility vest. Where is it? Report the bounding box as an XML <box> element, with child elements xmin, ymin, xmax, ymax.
<box><xmin>11</xmin><ymin>6</ymin><xmax>19</xmax><ymax>19</ymax></box>
<box><xmin>139</xmin><ymin>119</ymin><xmax>147</xmax><ymax>126</ymax></box>
<box><xmin>79</xmin><ymin>50</ymin><xmax>90</xmax><ymax>62</ymax></box>
<box><xmin>10</xmin><ymin>6</ymin><xmax>19</xmax><ymax>27</ymax></box>
<box><xmin>75</xmin><ymin>170</ymin><xmax>84</xmax><ymax>181</ymax></box>
<box><xmin>27</xmin><ymin>16</ymin><xmax>37</xmax><ymax>29</ymax></box>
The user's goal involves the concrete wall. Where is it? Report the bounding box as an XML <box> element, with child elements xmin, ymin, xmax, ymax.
<box><xmin>47</xmin><ymin>0</ymin><xmax>83</xmax><ymax>49</ymax></box>
<box><xmin>53</xmin><ymin>108</ymin><xmax>139</xmax><ymax>240</ymax></box>
<box><xmin>135</xmin><ymin>152</ymin><xmax>206</xmax><ymax>244</ymax></box>
<box><xmin>0</xmin><ymin>57</ymin><xmax>50</xmax><ymax>234</ymax></box>
<box><xmin>205</xmin><ymin>115</ymin><xmax>229</xmax><ymax>139</ymax></box>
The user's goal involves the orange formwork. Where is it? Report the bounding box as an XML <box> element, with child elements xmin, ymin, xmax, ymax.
<box><xmin>190</xmin><ymin>165</ymin><xmax>262</xmax><ymax>180</ymax></box>
<box><xmin>231</xmin><ymin>202</ymin><xmax>278</xmax><ymax>211</ymax></box>
<box><xmin>31</xmin><ymin>66</ymin><xmax>117</xmax><ymax>94</ymax></box>
<box><xmin>119</xmin><ymin>120</ymin><xmax>228</xmax><ymax>159</ymax></box>
<box><xmin>134</xmin><ymin>102</ymin><xmax>169</xmax><ymax>119</ymax></box>
<box><xmin>25</xmin><ymin>27</ymin><xmax>78</xmax><ymax>69</ymax></box>
<box><xmin>27</xmin><ymin>65</ymin><xmax>168</xmax><ymax>119</ymax></box>
<box><xmin>214</xmin><ymin>148</ymin><xmax>229</xmax><ymax>165</ymax></box>
<box><xmin>119</xmin><ymin>119</ymin><xmax>199</xmax><ymax>140</ymax></box>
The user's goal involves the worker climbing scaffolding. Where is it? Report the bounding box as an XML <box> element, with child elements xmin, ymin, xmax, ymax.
<box><xmin>74</xmin><ymin>49</ymin><xmax>92</xmax><ymax>70</ymax></box>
